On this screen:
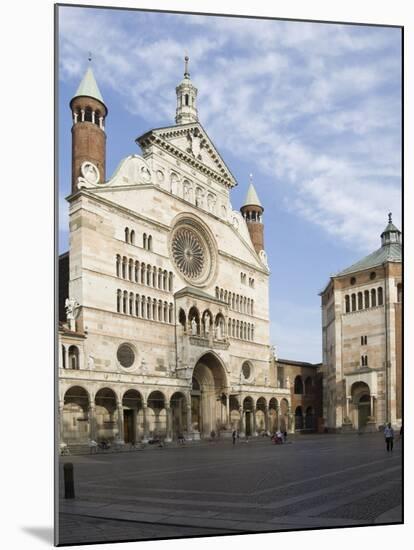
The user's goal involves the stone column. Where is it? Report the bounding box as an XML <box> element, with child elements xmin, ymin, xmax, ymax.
<box><xmin>186</xmin><ymin>404</ymin><xmax>192</xmax><ymax>439</ymax></box>
<box><xmin>64</xmin><ymin>347</ymin><xmax>69</xmax><ymax>370</ymax></box>
<box><xmin>252</xmin><ymin>407</ymin><xmax>257</xmax><ymax>436</ymax></box>
<box><xmin>165</xmin><ymin>407</ymin><xmax>172</xmax><ymax>442</ymax></box>
<box><xmin>275</xmin><ymin>406</ymin><xmax>280</xmax><ymax>431</ymax></box>
<box><xmin>92</xmin><ymin>110</ymin><xmax>95</xmax><ymax>124</ymax></box>
<box><xmin>59</xmin><ymin>345</ymin><xmax>63</xmax><ymax>369</ymax></box>
<box><xmin>371</xmin><ymin>396</ymin><xmax>375</xmax><ymax>418</ymax></box>
<box><xmin>239</xmin><ymin>406</ymin><xmax>245</xmax><ymax>437</ymax></box>
<box><xmin>142</xmin><ymin>404</ymin><xmax>149</xmax><ymax>443</ymax></box>
<box><xmin>59</xmin><ymin>401</ymin><xmax>65</xmax><ymax>444</ymax></box>
<box><xmin>346</xmin><ymin>397</ymin><xmax>350</xmax><ymax>419</ymax></box>
<box><xmin>287</xmin><ymin>407</ymin><xmax>294</xmax><ymax>434</ymax></box>
<box><xmin>81</xmin><ymin>109</ymin><xmax>85</xmax><ymax>122</ymax></box>
<box><xmin>117</xmin><ymin>404</ymin><xmax>124</xmax><ymax>444</ymax></box>
<box><xmin>88</xmin><ymin>403</ymin><xmax>96</xmax><ymax>442</ymax></box>
<box><xmin>226</xmin><ymin>394</ymin><xmax>231</xmax><ymax>429</ymax></box>
<box><xmin>264</xmin><ymin>406</ymin><xmax>269</xmax><ymax>434</ymax></box>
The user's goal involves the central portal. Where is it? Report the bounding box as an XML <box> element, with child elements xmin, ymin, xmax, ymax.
<box><xmin>191</xmin><ymin>352</ymin><xmax>228</xmax><ymax>438</ymax></box>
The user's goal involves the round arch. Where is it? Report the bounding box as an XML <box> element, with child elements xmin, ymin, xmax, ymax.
<box><xmin>95</xmin><ymin>387</ymin><xmax>118</xmax><ymax>443</ymax></box>
<box><xmin>62</xmin><ymin>386</ymin><xmax>90</xmax><ymax>444</ymax></box>
<box><xmin>147</xmin><ymin>391</ymin><xmax>167</xmax><ymax>438</ymax></box>
<box><xmin>191</xmin><ymin>351</ymin><xmax>229</xmax><ymax>438</ymax></box>
<box><xmin>170</xmin><ymin>392</ymin><xmax>187</xmax><ymax>439</ymax></box>
<box><xmin>350</xmin><ymin>381</ymin><xmax>371</xmax><ymax>429</ymax></box>
<box><xmin>122</xmin><ymin>389</ymin><xmax>143</xmax><ymax>445</ymax></box>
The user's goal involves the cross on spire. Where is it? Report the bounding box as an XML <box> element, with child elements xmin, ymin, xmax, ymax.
<box><xmin>184</xmin><ymin>55</ymin><xmax>190</xmax><ymax>78</ymax></box>
<box><xmin>388</xmin><ymin>212</ymin><xmax>392</xmax><ymax>224</ymax></box>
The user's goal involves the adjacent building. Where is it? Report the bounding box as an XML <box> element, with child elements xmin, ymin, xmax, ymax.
<box><xmin>320</xmin><ymin>218</ymin><xmax>402</xmax><ymax>431</ymax></box>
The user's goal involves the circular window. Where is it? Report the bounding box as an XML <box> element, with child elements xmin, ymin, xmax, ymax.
<box><xmin>350</xmin><ymin>277</ymin><xmax>356</xmax><ymax>285</ymax></box>
<box><xmin>242</xmin><ymin>362</ymin><xmax>251</xmax><ymax>380</ymax></box>
<box><xmin>169</xmin><ymin>217</ymin><xmax>217</xmax><ymax>287</ymax></box>
<box><xmin>172</xmin><ymin>227</ymin><xmax>205</xmax><ymax>279</ymax></box>
<box><xmin>117</xmin><ymin>343</ymin><xmax>135</xmax><ymax>368</ymax></box>
<box><xmin>370</xmin><ymin>272</ymin><xmax>376</xmax><ymax>280</ymax></box>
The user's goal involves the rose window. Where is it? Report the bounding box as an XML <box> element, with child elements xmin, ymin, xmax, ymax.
<box><xmin>169</xmin><ymin>218</ymin><xmax>216</xmax><ymax>287</ymax></box>
<box><xmin>172</xmin><ymin>228</ymin><xmax>205</xmax><ymax>279</ymax></box>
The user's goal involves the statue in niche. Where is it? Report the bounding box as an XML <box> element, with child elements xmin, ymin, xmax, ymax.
<box><xmin>191</xmin><ymin>317</ymin><xmax>197</xmax><ymax>335</ymax></box>
<box><xmin>88</xmin><ymin>355</ymin><xmax>95</xmax><ymax>370</ymax></box>
<box><xmin>204</xmin><ymin>315</ymin><xmax>210</xmax><ymax>335</ymax></box>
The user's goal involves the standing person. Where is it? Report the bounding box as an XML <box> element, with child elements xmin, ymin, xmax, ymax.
<box><xmin>232</xmin><ymin>430</ymin><xmax>237</xmax><ymax>446</ymax></box>
<box><xmin>384</xmin><ymin>423</ymin><xmax>394</xmax><ymax>452</ymax></box>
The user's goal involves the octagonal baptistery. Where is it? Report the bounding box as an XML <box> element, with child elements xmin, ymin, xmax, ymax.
<box><xmin>59</xmin><ymin>58</ymin><xmax>282</xmax><ymax>447</ymax></box>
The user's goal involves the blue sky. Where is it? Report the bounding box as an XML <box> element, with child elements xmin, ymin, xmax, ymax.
<box><xmin>58</xmin><ymin>6</ymin><xmax>401</xmax><ymax>363</ymax></box>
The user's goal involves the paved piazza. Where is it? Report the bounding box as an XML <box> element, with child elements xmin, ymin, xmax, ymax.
<box><xmin>58</xmin><ymin>433</ymin><xmax>402</xmax><ymax>545</ymax></box>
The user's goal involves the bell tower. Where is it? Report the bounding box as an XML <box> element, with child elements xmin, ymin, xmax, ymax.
<box><xmin>70</xmin><ymin>60</ymin><xmax>107</xmax><ymax>192</ymax></box>
<box><xmin>175</xmin><ymin>56</ymin><xmax>198</xmax><ymax>125</ymax></box>
<box><xmin>240</xmin><ymin>176</ymin><xmax>265</xmax><ymax>255</ymax></box>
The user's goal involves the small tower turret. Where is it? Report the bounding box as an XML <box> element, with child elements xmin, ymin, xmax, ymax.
<box><xmin>175</xmin><ymin>56</ymin><xmax>198</xmax><ymax>125</ymax></box>
<box><xmin>240</xmin><ymin>175</ymin><xmax>265</xmax><ymax>254</ymax></box>
<box><xmin>381</xmin><ymin>212</ymin><xmax>401</xmax><ymax>246</ymax></box>
<box><xmin>70</xmin><ymin>59</ymin><xmax>107</xmax><ymax>192</ymax></box>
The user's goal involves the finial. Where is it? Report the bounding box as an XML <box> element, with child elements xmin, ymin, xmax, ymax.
<box><xmin>184</xmin><ymin>55</ymin><xmax>190</xmax><ymax>78</ymax></box>
<box><xmin>388</xmin><ymin>212</ymin><xmax>392</xmax><ymax>224</ymax></box>
<box><xmin>249</xmin><ymin>173</ymin><xmax>253</xmax><ymax>184</ymax></box>
<box><xmin>88</xmin><ymin>51</ymin><xmax>92</xmax><ymax>63</ymax></box>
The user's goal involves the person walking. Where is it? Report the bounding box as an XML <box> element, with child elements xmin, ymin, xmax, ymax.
<box><xmin>232</xmin><ymin>430</ymin><xmax>237</xmax><ymax>446</ymax></box>
<box><xmin>384</xmin><ymin>423</ymin><xmax>394</xmax><ymax>452</ymax></box>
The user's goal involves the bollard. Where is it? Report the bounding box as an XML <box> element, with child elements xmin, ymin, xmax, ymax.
<box><xmin>63</xmin><ymin>462</ymin><xmax>75</xmax><ymax>499</ymax></box>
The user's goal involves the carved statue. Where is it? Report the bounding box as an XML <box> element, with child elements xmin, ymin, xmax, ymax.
<box><xmin>65</xmin><ymin>298</ymin><xmax>79</xmax><ymax>321</ymax></box>
<box><xmin>204</xmin><ymin>315</ymin><xmax>210</xmax><ymax>335</ymax></box>
<box><xmin>191</xmin><ymin>317</ymin><xmax>197</xmax><ymax>335</ymax></box>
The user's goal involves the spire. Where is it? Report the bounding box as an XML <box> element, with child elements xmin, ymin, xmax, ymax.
<box><xmin>72</xmin><ymin>65</ymin><xmax>105</xmax><ymax>105</ymax></box>
<box><xmin>184</xmin><ymin>55</ymin><xmax>190</xmax><ymax>78</ymax></box>
<box><xmin>381</xmin><ymin>212</ymin><xmax>401</xmax><ymax>246</ymax></box>
<box><xmin>242</xmin><ymin>176</ymin><xmax>263</xmax><ymax>209</ymax></box>
<box><xmin>175</xmin><ymin>55</ymin><xmax>198</xmax><ymax>125</ymax></box>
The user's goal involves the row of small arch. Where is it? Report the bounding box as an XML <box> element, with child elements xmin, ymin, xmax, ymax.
<box><xmin>117</xmin><ymin>290</ymin><xmax>174</xmax><ymax>323</ymax></box>
<box><xmin>178</xmin><ymin>307</ymin><xmax>255</xmax><ymax>341</ymax></box>
<box><xmin>72</xmin><ymin>106</ymin><xmax>104</xmax><ymax>127</ymax></box>
<box><xmin>345</xmin><ymin>287</ymin><xmax>383</xmax><ymax>313</ymax></box>
<box><xmin>62</xmin><ymin>385</ymin><xmax>291</xmax><ymax>413</ymax></box>
<box><xmin>124</xmin><ymin>227</ymin><xmax>153</xmax><ymax>251</ymax></box>
<box><xmin>215</xmin><ymin>286</ymin><xmax>254</xmax><ymax>315</ymax></box>
<box><xmin>293</xmin><ymin>375</ymin><xmax>316</xmax><ymax>395</ymax></box>
<box><xmin>116</xmin><ymin>255</ymin><xmax>173</xmax><ymax>291</ymax></box>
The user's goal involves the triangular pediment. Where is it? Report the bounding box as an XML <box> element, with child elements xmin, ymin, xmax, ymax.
<box><xmin>136</xmin><ymin>122</ymin><xmax>237</xmax><ymax>188</ymax></box>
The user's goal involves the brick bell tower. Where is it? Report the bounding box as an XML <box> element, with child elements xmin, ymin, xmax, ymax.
<box><xmin>240</xmin><ymin>176</ymin><xmax>265</xmax><ymax>255</ymax></box>
<box><xmin>70</xmin><ymin>60</ymin><xmax>107</xmax><ymax>192</ymax></box>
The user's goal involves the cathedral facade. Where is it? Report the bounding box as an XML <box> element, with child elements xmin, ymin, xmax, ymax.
<box><xmin>320</xmin><ymin>218</ymin><xmax>402</xmax><ymax>432</ymax></box>
<box><xmin>58</xmin><ymin>59</ymin><xmax>294</xmax><ymax>448</ymax></box>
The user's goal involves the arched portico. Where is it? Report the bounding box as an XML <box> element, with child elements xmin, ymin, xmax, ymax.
<box><xmin>190</xmin><ymin>352</ymin><xmax>228</xmax><ymax>438</ymax></box>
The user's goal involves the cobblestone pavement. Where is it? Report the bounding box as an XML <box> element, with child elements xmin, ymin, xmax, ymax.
<box><xmin>57</xmin><ymin>433</ymin><xmax>402</xmax><ymax>545</ymax></box>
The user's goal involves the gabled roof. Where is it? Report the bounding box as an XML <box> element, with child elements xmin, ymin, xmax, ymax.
<box><xmin>72</xmin><ymin>66</ymin><xmax>105</xmax><ymax>104</ymax></box>
<box><xmin>335</xmin><ymin>242</ymin><xmax>401</xmax><ymax>277</ymax></box>
<box><xmin>174</xmin><ymin>286</ymin><xmax>227</xmax><ymax>305</ymax></box>
<box><xmin>136</xmin><ymin>122</ymin><xmax>237</xmax><ymax>189</ymax></box>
